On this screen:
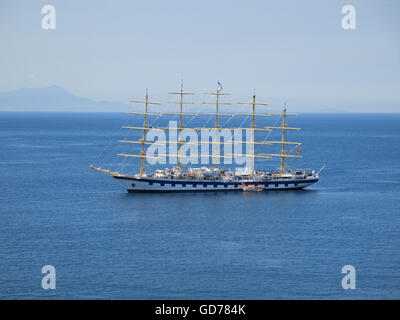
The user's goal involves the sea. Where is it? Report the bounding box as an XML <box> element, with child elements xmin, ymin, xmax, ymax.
<box><xmin>0</xmin><ymin>112</ymin><xmax>399</xmax><ymax>299</ymax></box>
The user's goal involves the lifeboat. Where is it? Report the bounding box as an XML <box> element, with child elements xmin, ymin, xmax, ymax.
<box><xmin>242</xmin><ymin>185</ymin><xmax>263</xmax><ymax>192</ymax></box>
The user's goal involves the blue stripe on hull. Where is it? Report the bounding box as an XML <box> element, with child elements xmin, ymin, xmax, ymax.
<box><xmin>127</xmin><ymin>189</ymin><xmax>240</xmax><ymax>193</ymax></box>
<box><xmin>126</xmin><ymin>187</ymin><xmax>310</xmax><ymax>193</ymax></box>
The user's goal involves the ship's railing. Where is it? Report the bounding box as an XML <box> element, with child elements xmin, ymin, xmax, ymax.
<box><xmin>149</xmin><ymin>173</ymin><xmax>318</xmax><ymax>181</ymax></box>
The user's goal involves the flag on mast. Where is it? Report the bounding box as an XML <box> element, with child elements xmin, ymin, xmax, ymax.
<box><xmin>217</xmin><ymin>81</ymin><xmax>223</xmax><ymax>92</ymax></box>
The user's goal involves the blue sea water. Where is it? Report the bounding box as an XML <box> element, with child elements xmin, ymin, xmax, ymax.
<box><xmin>0</xmin><ymin>112</ymin><xmax>399</xmax><ymax>299</ymax></box>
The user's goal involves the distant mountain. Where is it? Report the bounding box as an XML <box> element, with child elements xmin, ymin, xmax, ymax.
<box><xmin>0</xmin><ymin>85</ymin><xmax>129</xmax><ymax>111</ymax></box>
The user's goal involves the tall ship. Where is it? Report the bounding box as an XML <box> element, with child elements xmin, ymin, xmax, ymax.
<box><xmin>90</xmin><ymin>82</ymin><xmax>322</xmax><ymax>192</ymax></box>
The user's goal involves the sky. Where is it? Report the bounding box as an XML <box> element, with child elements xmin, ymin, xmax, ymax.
<box><xmin>0</xmin><ymin>0</ymin><xmax>399</xmax><ymax>112</ymax></box>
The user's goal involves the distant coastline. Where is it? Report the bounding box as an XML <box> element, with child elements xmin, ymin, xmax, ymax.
<box><xmin>0</xmin><ymin>86</ymin><xmax>398</xmax><ymax>113</ymax></box>
<box><xmin>0</xmin><ymin>85</ymin><xmax>130</xmax><ymax>112</ymax></box>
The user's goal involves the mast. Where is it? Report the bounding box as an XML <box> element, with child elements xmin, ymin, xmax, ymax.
<box><xmin>258</xmin><ymin>106</ymin><xmax>303</xmax><ymax>170</ymax></box>
<box><xmin>202</xmin><ymin>83</ymin><xmax>231</xmax><ymax>168</ymax></box>
<box><xmin>215</xmin><ymin>91</ymin><xmax>219</xmax><ymax>169</ymax></box>
<box><xmin>167</xmin><ymin>80</ymin><xmax>194</xmax><ymax>170</ymax></box>
<box><xmin>140</xmin><ymin>89</ymin><xmax>149</xmax><ymax>176</ymax></box>
<box><xmin>128</xmin><ymin>89</ymin><xmax>161</xmax><ymax>177</ymax></box>
<box><xmin>280</xmin><ymin>106</ymin><xmax>287</xmax><ymax>173</ymax></box>
<box><xmin>238</xmin><ymin>92</ymin><xmax>268</xmax><ymax>172</ymax></box>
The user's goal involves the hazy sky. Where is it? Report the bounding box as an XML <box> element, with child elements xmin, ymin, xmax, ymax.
<box><xmin>0</xmin><ymin>0</ymin><xmax>399</xmax><ymax>112</ymax></box>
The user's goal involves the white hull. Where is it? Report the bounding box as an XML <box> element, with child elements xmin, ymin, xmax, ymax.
<box><xmin>113</xmin><ymin>176</ymin><xmax>319</xmax><ymax>193</ymax></box>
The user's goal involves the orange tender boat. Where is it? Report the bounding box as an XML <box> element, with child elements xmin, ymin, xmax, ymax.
<box><xmin>242</xmin><ymin>185</ymin><xmax>264</xmax><ymax>192</ymax></box>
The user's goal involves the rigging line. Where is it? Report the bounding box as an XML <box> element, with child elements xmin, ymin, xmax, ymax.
<box><xmin>287</xmin><ymin>142</ymin><xmax>300</xmax><ymax>154</ymax></box>
<box><xmin>118</xmin><ymin>154</ymin><xmax>128</xmax><ymax>173</ymax></box>
<box><xmin>175</xmin><ymin>99</ymin><xmax>197</xmax><ymax>128</ymax></box>
<box><xmin>234</xmin><ymin>114</ymin><xmax>251</xmax><ymax>161</ymax></box>
<box><xmin>148</xmin><ymin>107</ymin><xmax>167</xmax><ymax>127</ymax></box>
<box><xmin>118</xmin><ymin>128</ymin><xmax>135</xmax><ymax>173</ymax></box>
<box><xmin>202</xmin><ymin>113</ymin><xmax>214</xmax><ymax>129</ymax></box>
<box><xmin>284</xmin><ymin>115</ymin><xmax>299</xmax><ymax>155</ymax></box>
<box><xmin>118</xmin><ymin>133</ymin><xmax>132</xmax><ymax>173</ymax></box>
<box><xmin>261</xmin><ymin>113</ymin><xmax>281</xmax><ymax>143</ymax></box>
<box><xmin>221</xmin><ymin>102</ymin><xmax>248</xmax><ymax>127</ymax></box>
<box><xmin>255</xmin><ymin>112</ymin><xmax>279</xmax><ymax>159</ymax></box>
<box><xmin>184</xmin><ymin>114</ymin><xmax>197</xmax><ymax>126</ymax></box>
<box><xmin>92</xmin><ymin>116</ymin><xmax>130</xmax><ymax>167</ymax></box>
<box><xmin>149</xmin><ymin>112</ymin><xmax>162</xmax><ymax>127</ymax></box>
<box><xmin>184</xmin><ymin>98</ymin><xmax>202</xmax><ymax>126</ymax></box>
<box><xmin>238</xmin><ymin>113</ymin><xmax>250</xmax><ymax>129</ymax></box>
<box><xmin>183</xmin><ymin>111</ymin><xmax>199</xmax><ymax>127</ymax></box>
<box><xmin>119</xmin><ymin>111</ymin><xmax>147</xmax><ymax>173</ymax></box>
